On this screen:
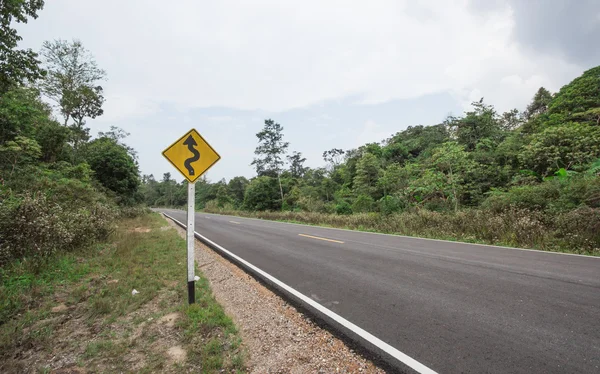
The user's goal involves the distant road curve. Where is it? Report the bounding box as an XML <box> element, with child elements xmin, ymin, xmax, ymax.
<box><xmin>160</xmin><ymin>209</ymin><xmax>600</xmax><ymax>374</ymax></box>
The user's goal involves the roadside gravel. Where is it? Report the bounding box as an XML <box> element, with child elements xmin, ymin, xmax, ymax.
<box><xmin>166</xmin><ymin>217</ymin><xmax>386</xmax><ymax>373</ymax></box>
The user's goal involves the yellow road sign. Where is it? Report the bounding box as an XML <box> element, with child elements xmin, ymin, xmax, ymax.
<box><xmin>162</xmin><ymin>129</ymin><xmax>221</xmax><ymax>183</ymax></box>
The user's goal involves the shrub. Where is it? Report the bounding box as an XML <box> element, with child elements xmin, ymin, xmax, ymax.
<box><xmin>0</xmin><ymin>193</ymin><xmax>117</xmax><ymax>265</ymax></box>
<box><xmin>352</xmin><ymin>194</ymin><xmax>375</xmax><ymax>213</ymax></box>
<box><xmin>335</xmin><ymin>201</ymin><xmax>352</xmax><ymax>215</ymax></box>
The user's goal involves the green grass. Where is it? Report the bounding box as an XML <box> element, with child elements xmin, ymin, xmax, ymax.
<box><xmin>0</xmin><ymin>212</ymin><xmax>245</xmax><ymax>373</ymax></box>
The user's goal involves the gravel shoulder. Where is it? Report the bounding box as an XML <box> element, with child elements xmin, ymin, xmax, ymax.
<box><xmin>165</xmin><ymin>216</ymin><xmax>386</xmax><ymax>373</ymax></box>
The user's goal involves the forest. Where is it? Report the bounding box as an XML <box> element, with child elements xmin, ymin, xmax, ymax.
<box><xmin>143</xmin><ymin>66</ymin><xmax>600</xmax><ymax>254</ymax></box>
<box><xmin>0</xmin><ymin>2</ymin><xmax>143</xmax><ymax>265</ymax></box>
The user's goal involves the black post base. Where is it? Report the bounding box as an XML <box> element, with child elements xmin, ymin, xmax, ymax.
<box><xmin>188</xmin><ymin>281</ymin><xmax>195</xmax><ymax>304</ymax></box>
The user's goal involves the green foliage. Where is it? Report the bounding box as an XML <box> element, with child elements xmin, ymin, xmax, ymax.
<box><xmin>34</xmin><ymin>120</ymin><xmax>70</xmax><ymax>162</ymax></box>
<box><xmin>0</xmin><ymin>0</ymin><xmax>45</xmax><ymax>93</ymax></box>
<box><xmin>548</xmin><ymin>66</ymin><xmax>600</xmax><ymax>118</ymax></box>
<box><xmin>378</xmin><ymin>195</ymin><xmax>403</xmax><ymax>215</ymax></box>
<box><xmin>0</xmin><ymin>135</ymin><xmax>41</xmax><ymax>175</ymax></box>
<box><xmin>0</xmin><ymin>5</ymin><xmax>144</xmax><ymax>268</ymax></box>
<box><xmin>335</xmin><ymin>201</ymin><xmax>352</xmax><ymax>215</ymax></box>
<box><xmin>524</xmin><ymin>87</ymin><xmax>552</xmax><ymax>121</ymax></box>
<box><xmin>40</xmin><ymin>39</ymin><xmax>106</xmax><ymax>124</ymax></box>
<box><xmin>243</xmin><ymin>176</ymin><xmax>280</xmax><ymax>211</ymax></box>
<box><xmin>0</xmin><ymin>86</ymin><xmax>53</xmax><ymax>143</ymax></box>
<box><xmin>353</xmin><ymin>153</ymin><xmax>381</xmax><ymax>199</ymax></box>
<box><xmin>85</xmin><ymin>137</ymin><xmax>140</xmax><ymax>203</ymax></box>
<box><xmin>251</xmin><ymin>119</ymin><xmax>289</xmax><ymax>177</ymax></box>
<box><xmin>519</xmin><ymin>122</ymin><xmax>600</xmax><ymax>176</ymax></box>
<box><xmin>352</xmin><ymin>194</ymin><xmax>375</xmax><ymax>213</ymax></box>
<box><xmin>287</xmin><ymin>151</ymin><xmax>307</xmax><ymax>178</ymax></box>
<box><xmin>447</xmin><ymin>99</ymin><xmax>505</xmax><ymax>151</ymax></box>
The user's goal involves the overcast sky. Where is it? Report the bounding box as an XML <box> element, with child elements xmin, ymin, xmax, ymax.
<box><xmin>16</xmin><ymin>0</ymin><xmax>599</xmax><ymax>182</ymax></box>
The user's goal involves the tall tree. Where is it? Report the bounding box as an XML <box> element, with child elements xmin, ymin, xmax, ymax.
<box><xmin>524</xmin><ymin>87</ymin><xmax>552</xmax><ymax>120</ymax></box>
<box><xmin>251</xmin><ymin>119</ymin><xmax>289</xmax><ymax>208</ymax></box>
<box><xmin>448</xmin><ymin>99</ymin><xmax>504</xmax><ymax>151</ymax></box>
<box><xmin>0</xmin><ymin>0</ymin><xmax>45</xmax><ymax>93</ymax></box>
<box><xmin>353</xmin><ymin>153</ymin><xmax>381</xmax><ymax>199</ymax></box>
<box><xmin>322</xmin><ymin>148</ymin><xmax>345</xmax><ymax>170</ymax></box>
<box><xmin>287</xmin><ymin>151</ymin><xmax>307</xmax><ymax>179</ymax></box>
<box><xmin>39</xmin><ymin>39</ymin><xmax>106</xmax><ymax>158</ymax></box>
<box><xmin>430</xmin><ymin>142</ymin><xmax>474</xmax><ymax>211</ymax></box>
<box><xmin>227</xmin><ymin>176</ymin><xmax>249</xmax><ymax>207</ymax></box>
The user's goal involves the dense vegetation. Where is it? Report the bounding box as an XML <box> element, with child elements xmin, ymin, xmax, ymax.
<box><xmin>0</xmin><ymin>2</ymin><xmax>143</xmax><ymax>265</ymax></box>
<box><xmin>143</xmin><ymin>66</ymin><xmax>600</xmax><ymax>254</ymax></box>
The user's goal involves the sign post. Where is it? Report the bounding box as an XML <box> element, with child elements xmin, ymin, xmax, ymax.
<box><xmin>162</xmin><ymin>129</ymin><xmax>221</xmax><ymax>304</ymax></box>
<box><xmin>187</xmin><ymin>181</ymin><xmax>195</xmax><ymax>303</ymax></box>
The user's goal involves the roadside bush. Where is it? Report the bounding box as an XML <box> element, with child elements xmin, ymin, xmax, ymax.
<box><xmin>554</xmin><ymin>207</ymin><xmax>600</xmax><ymax>253</ymax></box>
<box><xmin>352</xmin><ymin>194</ymin><xmax>374</xmax><ymax>213</ymax></box>
<box><xmin>0</xmin><ymin>193</ymin><xmax>117</xmax><ymax>266</ymax></box>
<box><xmin>335</xmin><ymin>201</ymin><xmax>352</xmax><ymax>215</ymax></box>
<box><xmin>378</xmin><ymin>195</ymin><xmax>403</xmax><ymax>215</ymax></box>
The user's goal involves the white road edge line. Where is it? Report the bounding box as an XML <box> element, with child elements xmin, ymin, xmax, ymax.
<box><xmin>199</xmin><ymin>212</ymin><xmax>598</xmax><ymax>259</ymax></box>
<box><xmin>164</xmin><ymin>213</ymin><xmax>437</xmax><ymax>374</ymax></box>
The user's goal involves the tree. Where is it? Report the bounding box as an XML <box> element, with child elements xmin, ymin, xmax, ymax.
<box><xmin>378</xmin><ymin>163</ymin><xmax>406</xmax><ymax>196</ymax></box>
<box><xmin>227</xmin><ymin>176</ymin><xmax>249</xmax><ymax>207</ymax></box>
<box><xmin>251</xmin><ymin>119</ymin><xmax>289</xmax><ymax>209</ymax></box>
<box><xmin>322</xmin><ymin>148</ymin><xmax>344</xmax><ymax>170</ymax></box>
<box><xmin>387</xmin><ymin>124</ymin><xmax>449</xmax><ymax>159</ymax></box>
<box><xmin>519</xmin><ymin>122</ymin><xmax>600</xmax><ymax>176</ymax></box>
<box><xmin>98</xmin><ymin>126</ymin><xmax>137</xmax><ymax>160</ymax></box>
<box><xmin>39</xmin><ymin>39</ymin><xmax>106</xmax><ymax>158</ymax></box>
<box><xmin>35</xmin><ymin>121</ymin><xmax>70</xmax><ymax>162</ymax></box>
<box><xmin>524</xmin><ymin>87</ymin><xmax>552</xmax><ymax>120</ymax></box>
<box><xmin>243</xmin><ymin>176</ymin><xmax>280</xmax><ymax>211</ymax></box>
<box><xmin>63</xmin><ymin>84</ymin><xmax>105</xmax><ymax>132</ymax></box>
<box><xmin>353</xmin><ymin>153</ymin><xmax>381</xmax><ymax>199</ymax></box>
<box><xmin>287</xmin><ymin>151</ymin><xmax>307</xmax><ymax>179</ymax></box>
<box><xmin>0</xmin><ymin>86</ymin><xmax>52</xmax><ymax>143</ymax></box>
<box><xmin>0</xmin><ymin>0</ymin><xmax>45</xmax><ymax>93</ymax></box>
<box><xmin>447</xmin><ymin>99</ymin><xmax>505</xmax><ymax>151</ymax></box>
<box><xmin>548</xmin><ymin>66</ymin><xmax>600</xmax><ymax>117</ymax></box>
<box><xmin>40</xmin><ymin>39</ymin><xmax>106</xmax><ymax>123</ymax></box>
<box><xmin>0</xmin><ymin>135</ymin><xmax>41</xmax><ymax>175</ymax></box>
<box><xmin>430</xmin><ymin>142</ymin><xmax>474</xmax><ymax>211</ymax></box>
<box><xmin>85</xmin><ymin>137</ymin><xmax>140</xmax><ymax>203</ymax></box>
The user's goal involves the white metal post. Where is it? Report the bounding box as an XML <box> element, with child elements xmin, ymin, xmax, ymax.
<box><xmin>187</xmin><ymin>182</ymin><xmax>196</xmax><ymax>304</ymax></box>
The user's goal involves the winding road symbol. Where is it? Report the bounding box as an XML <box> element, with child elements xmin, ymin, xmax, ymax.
<box><xmin>183</xmin><ymin>135</ymin><xmax>200</xmax><ymax>176</ymax></box>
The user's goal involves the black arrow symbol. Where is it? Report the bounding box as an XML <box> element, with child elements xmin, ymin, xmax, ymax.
<box><xmin>183</xmin><ymin>135</ymin><xmax>200</xmax><ymax>175</ymax></box>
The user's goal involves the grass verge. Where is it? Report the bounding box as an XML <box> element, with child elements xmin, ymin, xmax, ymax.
<box><xmin>0</xmin><ymin>212</ymin><xmax>245</xmax><ymax>373</ymax></box>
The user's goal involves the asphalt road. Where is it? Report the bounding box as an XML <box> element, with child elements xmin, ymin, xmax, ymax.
<box><xmin>160</xmin><ymin>209</ymin><xmax>600</xmax><ymax>373</ymax></box>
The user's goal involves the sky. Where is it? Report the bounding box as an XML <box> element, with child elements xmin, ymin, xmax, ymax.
<box><xmin>15</xmin><ymin>0</ymin><xmax>599</xmax><ymax>182</ymax></box>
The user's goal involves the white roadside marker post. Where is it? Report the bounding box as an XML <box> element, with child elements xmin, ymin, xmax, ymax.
<box><xmin>187</xmin><ymin>181</ymin><xmax>196</xmax><ymax>304</ymax></box>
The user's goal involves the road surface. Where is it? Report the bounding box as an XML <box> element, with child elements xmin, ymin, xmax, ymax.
<box><xmin>160</xmin><ymin>209</ymin><xmax>600</xmax><ymax>373</ymax></box>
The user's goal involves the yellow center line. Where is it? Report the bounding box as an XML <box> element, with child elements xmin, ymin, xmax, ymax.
<box><xmin>298</xmin><ymin>234</ymin><xmax>344</xmax><ymax>244</ymax></box>
<box><xmin>229</xmin><ymin>221</ymin><xmax>240</xmax><ymax>224</ymax></box>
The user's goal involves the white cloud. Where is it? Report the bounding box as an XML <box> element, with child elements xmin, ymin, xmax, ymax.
<box><xmin>18</xmin><ymin>0</ymin><xmax>582</xmax><ymax>116</ymax></box>
<box><xmin>357</xmin><ymin>120</ymin><xmax>393</xmax><ymax>145</ymax></box>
